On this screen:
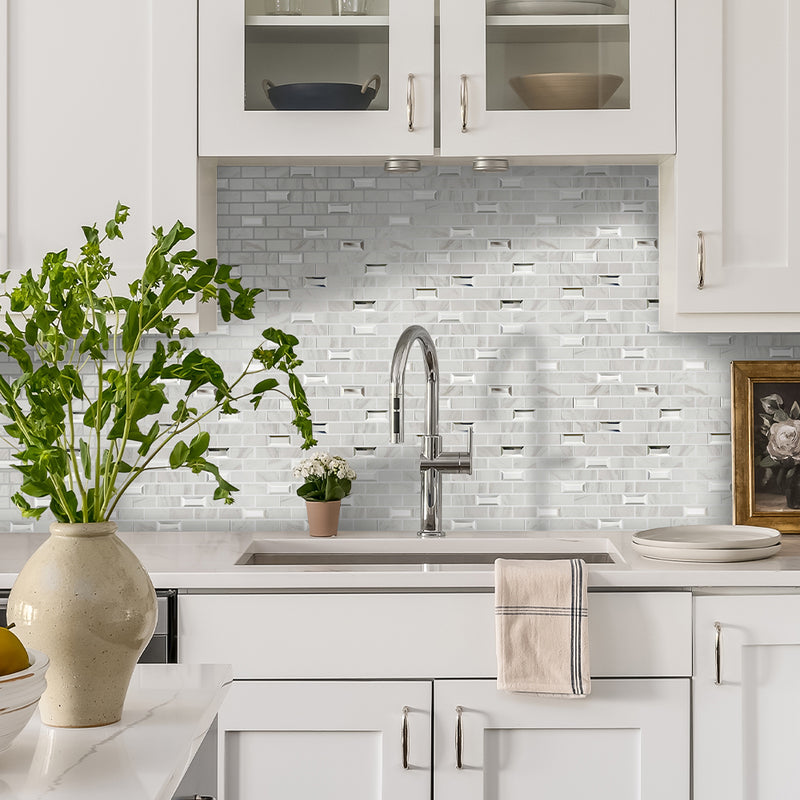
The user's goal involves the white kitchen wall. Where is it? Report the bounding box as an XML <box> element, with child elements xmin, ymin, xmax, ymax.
<box><xmin>1</xmin><ymin>164</ymin><xmax>798</xmax><ymax>533</ymax></box>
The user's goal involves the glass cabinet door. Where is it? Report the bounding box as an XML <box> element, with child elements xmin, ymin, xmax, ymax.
<box><xmin>199</xmin><ymin>0</ymin><xmax>434</xmax><ymax>157</ymax></box>
<box><xmin>439</xmin><ymin>0</ymin><xmax>674</xmax><ymax>156</ymax></box>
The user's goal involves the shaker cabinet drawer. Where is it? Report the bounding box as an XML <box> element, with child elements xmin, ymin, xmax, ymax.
<box><xmin>179</xmin><ymin>591</ymin><xmax>691</xmax><ymax>679</ymax></box>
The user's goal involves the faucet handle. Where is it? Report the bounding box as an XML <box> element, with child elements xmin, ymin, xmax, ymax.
<box><xmin>463</xmin><ymin>426</ymin><xmax>473</xmax><ymax>473</ymax></box>
<box><xmin>421</xmin><ymin>427</ymin><xmax>472</xmax><ymax>475</ymax></box>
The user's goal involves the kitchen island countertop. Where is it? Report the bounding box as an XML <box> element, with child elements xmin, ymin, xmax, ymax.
<box><xmin>3</xmin><ymin>530</ymin><xmax>800</xmax><ymax>591</ymax></box>
<box><xmin>0</xmin><ymin>663</ymin><xmax>231</xmax><ymax>800</ymax></box>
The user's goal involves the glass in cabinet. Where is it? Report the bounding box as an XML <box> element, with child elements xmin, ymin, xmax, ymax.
<box><xmin>198</xmin><ymin>0</ymin><xmax>434</xmax><ymax>157</ymax></box>
<box><xmin>439</xmin><ymin>0</ymin><xmax>675</xmax><ymax>156</ymax></box>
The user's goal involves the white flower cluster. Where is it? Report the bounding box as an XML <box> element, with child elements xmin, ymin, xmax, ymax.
<box><xmin>293</xmin><ymin>451</ymin><xmax>357</xmax><ymax>482</ymax></box>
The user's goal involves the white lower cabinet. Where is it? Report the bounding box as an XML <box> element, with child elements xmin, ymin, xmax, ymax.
<box><xmin>180</xmin><ymin>590</ymin><xmax>692</xmax><ymax>799</ymax></box>
<box><xmin>214</xmin><ymin>677</ymin><xmax>688</xmax><ymax>800</ymax></box>
<box><xmin>694</xmin><ymin>594</ymin><xmax>800</xmax><ymax>799</ymax></box>
<box><xmin>434</xmin><ymin>679</ymin><xmax>689</xmax><ymax>800</ymax></box>
<box><xmin>217</xmin><ymin>680</ymin><xmax>432</xmax><ymax>800</ymax></box>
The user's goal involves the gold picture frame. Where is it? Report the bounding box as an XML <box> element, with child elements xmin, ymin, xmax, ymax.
<box><xmin>732</xmin><ymin>361</ymin><xmax>800</xmax><ymax>532</ymax></box>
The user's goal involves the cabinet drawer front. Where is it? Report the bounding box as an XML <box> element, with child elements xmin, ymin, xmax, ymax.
<box><xmin>180</xmin><ymin>591</ymin><xmax>691</xmax><ymax>678</ymax></box>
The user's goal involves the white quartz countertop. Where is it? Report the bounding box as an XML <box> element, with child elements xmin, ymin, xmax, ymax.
<box><xmin>0</xmin><ymin>663</ymin><xmax>231</xmax><ymax>800</ymax></box>
<box><xmin>3</xmin><ymin>530</ymin><xmax>800</xmax><ymax>590</ymax></box>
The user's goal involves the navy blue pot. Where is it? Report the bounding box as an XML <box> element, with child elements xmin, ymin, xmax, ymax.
<box><xmin>263</xmin><ymin>75</ymin><xmax>381</xmax><ymax>111</ymax></box>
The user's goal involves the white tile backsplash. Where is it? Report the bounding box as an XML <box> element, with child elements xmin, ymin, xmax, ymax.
<box><xmin>1</xmin><ymin>164</ymin><xmax>798</xmax><ymax>533</ymax></box>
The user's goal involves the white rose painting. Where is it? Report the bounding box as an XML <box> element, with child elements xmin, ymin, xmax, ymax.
<box><xmin>731</xmin><ymin>362</ymin><xmax>800</xmax><ymax>532</ymax></box>
<box><xmin>755</xmin><ymin>384</ymin><xmax>800</xmax><ymax>511</ymax></box>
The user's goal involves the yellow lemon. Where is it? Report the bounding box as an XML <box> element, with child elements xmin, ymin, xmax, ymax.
<box><xmin>0</xmin><ymin>625</ymin><xmax>30</xmax><ymax>676</ymax></box>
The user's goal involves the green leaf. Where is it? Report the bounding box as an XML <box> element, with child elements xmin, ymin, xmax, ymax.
<box><xmin>218</xmin><ymin>288</ymin><xmax>232</xmax><ymax>322</ymax></box>
<box><xmin>121</xmin><ymin>301</ymin><xmax>140</xmax><ymax>351</ymax></box>
<box><xmin>61</xmin><ymin>298</ymin><xmax>85</xmax><ymax>339</ymax></box>
<box><xmin>297</xmin><ymin>483</ymin><xmax>320</xmax><ymax>501</ymax></box>
<box><xmin>24</xmin><ymin>320</ymin><xmax>38</xmax><ymax>346</ymax></box>
<box><xmin>79</xmin><ymin>439</ymin><xmax>91</xmax><ymax>479</ymax></box>
<box><xmin>188</xmin><ymin>430</ymin><xmax>210</xmax><ymax>460</ymax></box>
<box><xmin>169</xmin><ymin>441</ymin><xmax>189</xmax><ymax>469</ymax></box>
<box><xmin>11</xmin><ymin>493</ymin><xmax>46</xmax><ymax>520</ymax></box>
<box><xmin>253</xmin><ymin>378</ymin><xmax>279</xmax><ymax>394</ymax></box>
<box><xmin>775</xmin><ymin>409</ymin><xmax>790</xmax><ymax>422</ymax></box>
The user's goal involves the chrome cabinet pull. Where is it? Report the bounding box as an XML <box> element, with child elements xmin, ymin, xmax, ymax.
<box><xmin>455</xmin><ymin>706</ymin><xmax>464</xmax><ymax>768</ymax></box>
<box><xmin>175</xmin><ymin>796</ymin><xmax>215</xmax><ymax>800</ymax></box>
<box><xmin>407</xmin><ymin>75</ymin><xmax>415</xmax><ymax>132</ymax></box>
<box><xmin>460</xmin><ymin>75</ymin><xmax>468</xmax><ymax>133</ymax></box>
<box><xmin>697</xmin><ymin>230</ymin><xmax>706</xmax><ymax>290</ymax></box>
<box><xmin>714</xmin><ymin>622</ymin><xmax>721</xmax><ymax>685</ymax></box>
<box><xmin>401</xmin><ymin>706</ymin><xmax>410</xmax><ymax>769</ymax></box>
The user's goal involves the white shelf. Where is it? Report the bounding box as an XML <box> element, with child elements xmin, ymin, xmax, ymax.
<box><xmin>246</xmin><ymin>14</ymin><xmax>390</xmax><ymax>25</ymax></box>
<box><xmin>245</xmin><ymin>14</ymin><xmax>390</xmax><ymax>43</ymax></box>
<box><xmin>487</xmin><ymin>14</ymin><xmax>629</xmax><ymax>43</ymax></box>
<box><xmin>486</xmin><ymin>14</ymin><xmax>629</xmax><ymax>25</ymax></box>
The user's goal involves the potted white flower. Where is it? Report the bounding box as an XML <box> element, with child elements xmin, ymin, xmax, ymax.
<box><xmin>293</xmin><ymin>452</ymin><xmax>356</xmax><ymax>537</ymax></box>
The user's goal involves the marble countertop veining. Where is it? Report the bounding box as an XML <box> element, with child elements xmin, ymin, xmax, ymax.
<box><xmin>3</xmin><ymin>530</ymin><xmax>800</xmax><ymax>590</ymax></box>
<box><xmin>0</xmin><ymin>663</ymin><xmax>231</xmax><ymax>800</ymax></box>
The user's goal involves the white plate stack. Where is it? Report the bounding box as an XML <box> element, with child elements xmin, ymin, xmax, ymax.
<box><xmin>487</xmin><ymin>0</ymin><xmax>616</xmax><ymax>15</ymax></box>
<box><xmin>632</xmin><ymin>525</ymin><xmax>782</xmax><ymax>562</ymax></box>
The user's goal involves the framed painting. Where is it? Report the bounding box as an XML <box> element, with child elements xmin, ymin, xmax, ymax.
<box><xmin>732</xmin><ymin>360</ymin><xmax>800</xmax><ymax>532</ymax></box>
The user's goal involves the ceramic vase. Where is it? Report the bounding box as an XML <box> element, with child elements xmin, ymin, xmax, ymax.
<box><xmin>6</xmin><ymin>521</ymin><xmax>157</xmax><ymax>728</ymax></box>
<box><xmin>305</xmin><ymin>500</ymin><xmax>341</xmax><ymax>537</ymax></box>
<box><xmin>786</xmin><ymin>470</ymin><xmax>800</xmax><ymax>509</ymax></box>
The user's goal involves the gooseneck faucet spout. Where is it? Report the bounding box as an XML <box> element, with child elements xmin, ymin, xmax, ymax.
<box><xmin>390</xmin><ymin>325</ymin><xmax>439</xmax><ymax>444</ymax></box>
<box><xmin>389</xmin><ymin>325</ymin><xmax>472</xmax><ymax>537</ymax></box>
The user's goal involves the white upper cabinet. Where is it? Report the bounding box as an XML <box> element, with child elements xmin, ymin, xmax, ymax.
<box><xmin>660</xmin><ymin>0</ymin><xmax>800</xmax><ymax>332</ymax></box>
<box><xmin>199</xmin><ymin>0</ymin><xmax>435</xmax><ymax>157</ymax></box>
<box><xmin>198</xmin><ymin>0</ymin><xmax>675</xmax><ymax>159</ymax></box>
<box><xmin>2</xmin><ymin>0</ymin><xmax>215</xmax><ymax>331</ymax></box>
<box><xmin>439</xmin><ymin>0</ymin><xmax>675</xmax><ymax>157</ymax></box>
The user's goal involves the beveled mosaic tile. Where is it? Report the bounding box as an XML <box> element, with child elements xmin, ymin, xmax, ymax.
<box><xmin>2</xmin><ymin>165</ymin><xmax>800</xmax><ymax>533</ymax></box>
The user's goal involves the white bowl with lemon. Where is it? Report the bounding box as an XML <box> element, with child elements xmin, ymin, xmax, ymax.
<box><xmin>0</xmin><ymin>625</ymin><xmax>49</xmax><ymax>752</ymax></box>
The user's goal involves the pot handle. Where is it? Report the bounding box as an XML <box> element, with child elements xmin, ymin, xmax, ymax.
<box><xmin>262</xmin><ymin>79</ymin><xmax>276</xmax><ymax>101</ymax></box>
<box><xmin>361</xmin><ymin>74</ymin><xmax>381</xmax><ymax>95</ymax></box>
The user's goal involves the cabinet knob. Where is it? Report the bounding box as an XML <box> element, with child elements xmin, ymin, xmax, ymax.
<box><xmin>174</xmin><ymin>796</ymin><xmax>215</xmax><ymax>800</ymax></box>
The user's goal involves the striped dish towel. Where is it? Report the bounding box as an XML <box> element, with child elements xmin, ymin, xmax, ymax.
<box><xmin>495</xmin><ymin>558</ymin><xmax>590</xmax><ymax>696</ymax></box>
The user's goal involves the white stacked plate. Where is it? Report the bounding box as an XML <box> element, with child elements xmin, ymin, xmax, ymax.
<box><xmin>632</xmin><ymin>525</ymin><xmax>782</xmax><ymax>563</ymax></box>
<box><xmin>488</xmin><ymin>0</ymin><xmax>616</xmax><ymax>15</ymax></box>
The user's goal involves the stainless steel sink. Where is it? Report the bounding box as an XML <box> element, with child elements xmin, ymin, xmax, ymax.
<box><xmin>236</xmin><ymin>537</ymin><xmax>621</xmax><ymax>567</ymax></box>
<box><xmin>240</xmin><ymin>551</ymin><xmax>615</xmax><ymax>565</ymax></box>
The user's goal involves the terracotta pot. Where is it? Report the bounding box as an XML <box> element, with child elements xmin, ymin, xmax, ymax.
<box><xmin>305</xmin><ymin>500</ymin><xmax>341</xmax><ymax>537</ymax></box>
<box><xmin>7</xmin><ymin>522</ymin><xmax>157</xmax><ymax>728</ymax></box>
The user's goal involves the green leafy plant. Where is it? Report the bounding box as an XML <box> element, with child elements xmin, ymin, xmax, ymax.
<box><xmin>293</xmin><ymin>452</ymin><xmax>356</xmax><ymax>502</ymax></box>
<box><xmin>0</xmin><ymin>203</ymin><xmax>316</xmax><ymax>523</ymax></box>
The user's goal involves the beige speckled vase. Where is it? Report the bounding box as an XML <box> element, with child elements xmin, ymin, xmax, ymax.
<box><xmin>6</xmin><ymin>522</ymin><xmax>157</xmax><ymax>728</ymax></box>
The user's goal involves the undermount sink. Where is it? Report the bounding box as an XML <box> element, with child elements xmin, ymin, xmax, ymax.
<box><xmin>236</xmin><ymin>537</ymin><xmax>621</xmax><ymax>567</ymax></box>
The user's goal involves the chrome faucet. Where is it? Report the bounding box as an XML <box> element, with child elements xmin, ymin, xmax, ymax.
<box><xmin>389</xmin><ymin>325</ymin><xmax>472</xmax><ymax>537</ymax></box>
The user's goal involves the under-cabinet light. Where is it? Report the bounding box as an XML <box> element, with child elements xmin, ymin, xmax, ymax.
<box><xmin>472</xmin><ymin>157</ymin><xmax>509</xmax><ymax>172</ymax></box>
<box><xmin>384</xmin><ymin>158</ymin><xmax>422</xmax><ymax>173</ymax></box>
